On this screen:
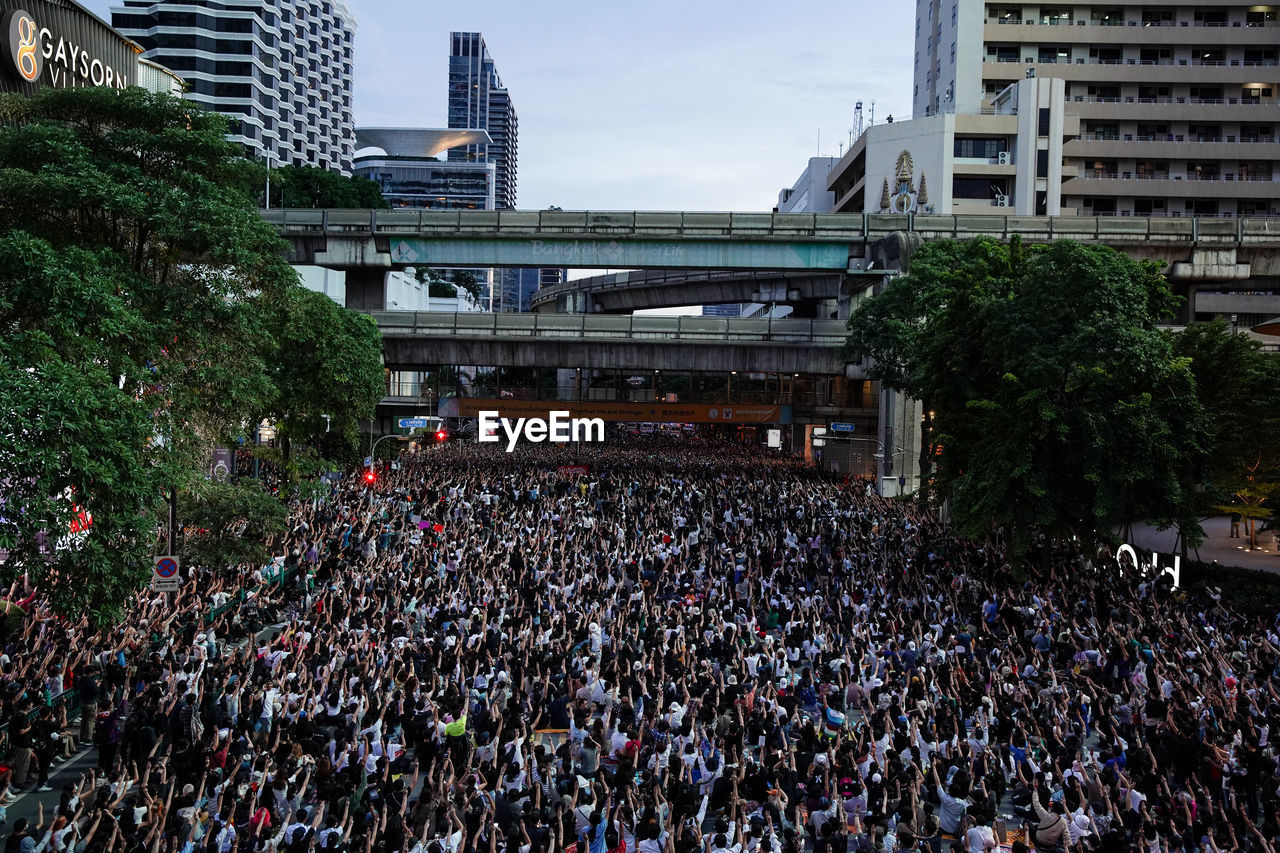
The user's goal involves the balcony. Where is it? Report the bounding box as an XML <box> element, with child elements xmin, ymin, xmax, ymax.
<box><xmin>983</xmin><ymin>58</ymin><xmax>1280</xmax><ymax>84</ymax></box>
<box><xmin>1067</xmin><ymin>96</ymin><xmax>1278</xmax><ymax>121</ymax></box>
<box><xmin>984</xmin><ymin>20</ymin><xmax>1280</xmax><ymax>45</ymax></box>
<box><xmin>1066</xmin><ymin>173</ymin><xmax>1279</xmax><ymax>198</ymax></box>
<box><xmin>1065</xmin><ymin>135</ymin><xmax>1280</xmax><ymax>159</ymax></box>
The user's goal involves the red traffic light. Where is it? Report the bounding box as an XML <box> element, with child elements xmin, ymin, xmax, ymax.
<box><xmin>363</xmin><ymin>469</ymin><xmax>376</xmax><ymax>483</ymax></box>
<box><xmin>435</xmin><ymin>430</ymin><xmax>446</xmax><ymax>442</ymax></box>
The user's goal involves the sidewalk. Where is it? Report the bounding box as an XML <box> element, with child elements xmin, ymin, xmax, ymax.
<box><xmin>1126</xmin><ymin>515</ymin><xmax>1280</xmax><ymax>574</ymax></box>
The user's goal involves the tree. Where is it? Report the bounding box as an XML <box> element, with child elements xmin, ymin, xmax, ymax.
<box><xmin>847</xmin><ymin>237</ymin><xmax>1207</xmax><ymax>562</ymax></box>
<box><xmin>0</xmin><ymin>87</ymin><xmax>299</xmax><ymax>618</ymax></box>
<box><xmin>178</xmin><ymin>479</ymin><xmax>288</xmax><ymax>572</ymax></box>
<box><xmin>263</xmin><ymin>286</ymin><xmax>385</xmax><ymax>470</ymax></box>
<box><xmin>267</xmin><ymin>164</ymin><xmax>388</xmax><ymax>209</ymax></box>
<box><xmin>1170</xmin><ymin>320</ymin><xmax>1280</xmax><ymax>549</ymax></box>
<box><xmin>0</xmin><ymin>88</ymin><xmax>383</xmax><ymax>619</ymax></box>
<box><xmin>412</xmin><ymin>268</ymin><xmax>484</xmax><ymax>305</ymax></box>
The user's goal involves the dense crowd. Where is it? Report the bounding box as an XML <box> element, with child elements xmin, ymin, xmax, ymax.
<box><xmin>0</xmin><ymin>438</ymin><xmax>1275</xmax><ymax>853</ymax></box>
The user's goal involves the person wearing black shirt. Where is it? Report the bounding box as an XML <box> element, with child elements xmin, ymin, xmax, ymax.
<box><xmin>6</xmin><ymin>696</ymin><xmax>33</xmax><ymax>790</ymax></box>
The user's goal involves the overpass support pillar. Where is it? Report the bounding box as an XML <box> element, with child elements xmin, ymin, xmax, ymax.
<box><xmin>345</xmin><ymin>268</ymin><xmax>387</xmax><ymax>311</ymax></box>
<box><xmin>1168</xmin><ymin>249</ymin><xmax>1251</xmax><ymax>325</ymax></box>
<box><xmin>1168</xmin><ymin>249</ymin><xmax>1250</xmax><ymax>285</ymax></box>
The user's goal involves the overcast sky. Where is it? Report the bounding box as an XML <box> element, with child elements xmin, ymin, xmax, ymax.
<box><xmin>88</xmin><ymin>0</ymin><xmax>915</xmax><ymax>212</ymax></box>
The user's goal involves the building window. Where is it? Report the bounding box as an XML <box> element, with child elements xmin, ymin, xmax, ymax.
<box><xmin>1036</xmin><ymin>149</ymin><xmax>1049</xmax><ymax>177</ymax></box>
<box><xmin>953</xmin><ymin>177</ymin><xmax>1006</xmax><ymax>199</ymax></box>
<box><xmin>953</xmin><ymin>137</ymin><xmax>1007</xmax><ymax>158</ymax></box>
<box><xmin>1037</xmin><ymin>108</ymin><xmax>1050</xmax><ymax>135</ymax></box>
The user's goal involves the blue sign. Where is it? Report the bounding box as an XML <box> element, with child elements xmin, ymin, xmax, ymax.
<box><xmin>829</xmin><ymin>423</ymin><xmax>856</xmax><ymax>433</ymax></box>
<box><xmin>398</xmin><ymin>418</ymin><xmax>430</xmax><ymax>429</ymax></box>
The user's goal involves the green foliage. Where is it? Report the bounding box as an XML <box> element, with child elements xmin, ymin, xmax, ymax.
<box><xmin>179</xmin><ymin>479</ymin><xmax>288</xmax><ymax>572</ymax></box>
<box><xmin>264</xmin><ymin>287</ymin><xmax>385</xmax><ymax>468</ymax></box>
<box><xmin>267</xmin><ymin>164</ymin><xmax>388</xmax><ymax>209</ymax></box>
<box><xmin>1170</xmin><ymin>320</ymin><xmax>1280</xmax><ymax>544</ymax></box>
<box><xmin>412</xmin><ymin>268</ymin><xmax>483</xmax><ymax>305</ymax></box>
<box><xmin>0</xmin><ymin>87</ymin><xmax>383</xmax><ymax>620</ymax></box>
<box><xmin>847</xmin><ymin>237</ymin><xmax>1207</xmax><ymax>559</ymax></box>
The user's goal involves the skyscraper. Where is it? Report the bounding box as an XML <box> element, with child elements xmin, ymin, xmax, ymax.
<box><xmin>448</xmin><ymin>32</ymin><xmax>518</xmax><ymax>209</ymax></box>
<box><xmin>112</xmin><ymin>0</ymin><xmax>357</xmax><ymax>174</ymax></box>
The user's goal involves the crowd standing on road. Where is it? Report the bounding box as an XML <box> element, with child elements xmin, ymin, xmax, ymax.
<box><xmin>0</xmin><ymin>438</ymin><xmax>1277</xmax><ymax>853</ymax></box>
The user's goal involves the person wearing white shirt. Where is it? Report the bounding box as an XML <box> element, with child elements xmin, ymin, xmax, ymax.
<box><xmin>963</xmin><ymin>816</ymin><xmax>996</xmax><ymax>853</ymax></box>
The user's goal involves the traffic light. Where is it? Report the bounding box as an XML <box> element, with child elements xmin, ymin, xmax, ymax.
<box><xmin>435</xmin><ymin>430</ymin><xmax>446</xmax><ymax>442</ymax></box>
<box><xmin>363</xmin><ymin>468</ymin><xmax>376</xmax><ymax>484</ymax></box>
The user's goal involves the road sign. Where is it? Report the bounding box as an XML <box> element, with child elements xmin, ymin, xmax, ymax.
<box><xmin>829</xmin><ymin>423</ymin><xmax>857</xmax><ymax>433</ymax></box>
<box><xmin>398</xmin><ymin>418</ymin><xmax>430</xmax><ymax>429</ymax></box>
<box><xmin>152</xmin><ymin>555</ymin><xmax>181</xmax><ymax>591</ymax></box>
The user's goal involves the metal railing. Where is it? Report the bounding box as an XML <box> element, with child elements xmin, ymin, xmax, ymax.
<box><xmin>263</xmin><ymin>209</ymin><xmax>1280</xmax><ymax>246</ymax></box>
<box><xmin>1074</xmin><ymin>173</ymin><xmax>1276</xmax><ymax>182</ymax></box>
<box><xmin>1080</xmin><ymin>134</ymin><xmax>1279</xmax><ymax>144</ymax></box>
<box><xmin>991</xmin><ymin>17</ymin><xmax>1279</xmax><ymax>28</ymax></box>
<box><xmin>988</xmin><ymin>57</ymin><xmax>1280</xmax><ymax>67</ymax></box>
<box><xmin>371</xmin><ymin>311</ymin><xmax>851</xmax><ymax>345</ymax></box>
<box><xmin>1071</xmin><ymin>96</ymin><xmax>1274</xmax><ymax>106</ymax></box>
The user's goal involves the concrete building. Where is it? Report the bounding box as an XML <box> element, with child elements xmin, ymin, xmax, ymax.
<box><xmin>0</xmin><ymin>0</ymin><xmax>182</xmax><ymax>95</ymax></box>
<box><xmin>776</xmin><ymin>157</ymin><xmax>839</xmax><ymax>213</ymax></box>
<box><xmin>915</xmin><ymin>0</ymin><xmax>1280</xmax><ymax>218</ymax></box>
<box><xmin>113</xmin><ymin>0</ymin><xmax>357</xmax><ymax>174</ymax></box>
<box><xmin>828</xmin><ymin>78</ymin><xmax>1078</xmax><ymax>215</ymax></box>
<box><xmin>448</xmin><ymin>32</ymin><xmax>517</xmax><ymax>209</ymax></box>
<box><xmin>295</xmin><ymin>267</ymin><xmax>482</xmax><ymax>313</ymax></box>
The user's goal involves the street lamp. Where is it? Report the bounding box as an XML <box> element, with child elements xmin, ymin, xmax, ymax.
<box><xmin>367</xmin><ymin>433</ymin><xmax>414</xmax><ymax>482</ymax></box>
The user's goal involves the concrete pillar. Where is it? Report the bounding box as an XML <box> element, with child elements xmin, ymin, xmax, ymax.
<box><xmin>345</xmin><ymin>269</ymin><xmax>387</xmax><ymax>312</ymax></box>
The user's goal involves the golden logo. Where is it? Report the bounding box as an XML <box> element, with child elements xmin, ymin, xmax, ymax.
<box><xmin>6</xmin><ymin>10</ymin><xmax>42</xmax><ymax>83</ymax></box>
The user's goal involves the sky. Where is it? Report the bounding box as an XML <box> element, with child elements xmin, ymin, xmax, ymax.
<box><xmin>85</xmin><ymin>0</ymin><xmax>916</xmax><ymax>213</ymax></box>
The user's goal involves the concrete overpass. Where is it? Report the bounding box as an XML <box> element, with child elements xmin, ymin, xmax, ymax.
<box><xmin>373</xmin><ymin>311</ymin><xmax>860</xmax><ymax>376</ymax></box>
<box><xmin>265</xmin><ymin>209</ymin><xmax>1280</xmax><ymax>317</ymax></box>
<box><xmin>527</xmin><ymin>268</ymin><xmax>851</xmax><ymax>315</ymax></box>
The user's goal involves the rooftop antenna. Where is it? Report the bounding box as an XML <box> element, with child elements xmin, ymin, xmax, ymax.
<box><xmin>853</xmin><ymin>101</ymin><xmax>864</xmax><ymax>142</ymax></box>
<box><xmin>869</xmin><ymin>100</ymin><xmax>876</xmax><ymax>128</ymax></box>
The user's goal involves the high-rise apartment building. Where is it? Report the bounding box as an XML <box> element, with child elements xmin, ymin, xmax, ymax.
<box><xmin>915</xmin><ymin>0</ymin><xmax>1280</xmax><ymax>217</ymax></box>
<box><xmin>113</xmin><ymin>0</ymin><xmax>357</xmax><ymax>174</ymax></box>
<box><xmin>448</xmin><ymin>32</ymin><xmax>518</xmax><ymax>208</ymax></box>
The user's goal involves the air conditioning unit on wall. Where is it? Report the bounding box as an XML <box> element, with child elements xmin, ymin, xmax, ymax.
<box><xmin>997</xmin><ymin>151</ymin><xmax>1011</xmax><ymax>165</ymax></box>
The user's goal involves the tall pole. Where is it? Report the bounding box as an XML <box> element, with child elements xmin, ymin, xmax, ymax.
<box><xmin>168</xmin><ymin>487</ymin><xmax>177</xmax><ymax>556</ymax></box>
<box><xmin>264</xmin><ymin>150</ymin><xmax>273</xmax><ymax>209</ymax></box>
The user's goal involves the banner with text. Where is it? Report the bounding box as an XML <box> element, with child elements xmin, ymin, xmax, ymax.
<box><xmin>451</xmin><ymin>398</ymin><xmax>790</xmax><ymax>424</ymax></box>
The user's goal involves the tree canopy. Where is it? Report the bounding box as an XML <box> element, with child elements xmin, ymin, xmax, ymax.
<box><xmin>267</xmin><ymin>164</ymin><xmax>388</xmax><ymax>209</ymax></box>
<box><xmin>847</xmin><ymin>237</ymin><xmax>1208</xmax><ymax>559</ymax></box>
<box><xmin>1169</xmin><ymin>319</ymin><xmax>1280</xmax><ymax>547</ymax></box>
<box><xmin>0</xmin><ymin>87</ymin><xmax>384</xmax><ymax>619</ymax></box>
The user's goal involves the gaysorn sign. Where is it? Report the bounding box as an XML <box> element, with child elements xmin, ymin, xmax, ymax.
<box><xmin>0</xmin><ymin>0</ymin><xmax>135</xmax><ymax>93</ymax></box>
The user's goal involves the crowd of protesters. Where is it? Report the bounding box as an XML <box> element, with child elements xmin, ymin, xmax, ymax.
<box><xmin>0</xmin><ymin>437</ymin><xmax>1276</xmax><ymax>853</ymax></box>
